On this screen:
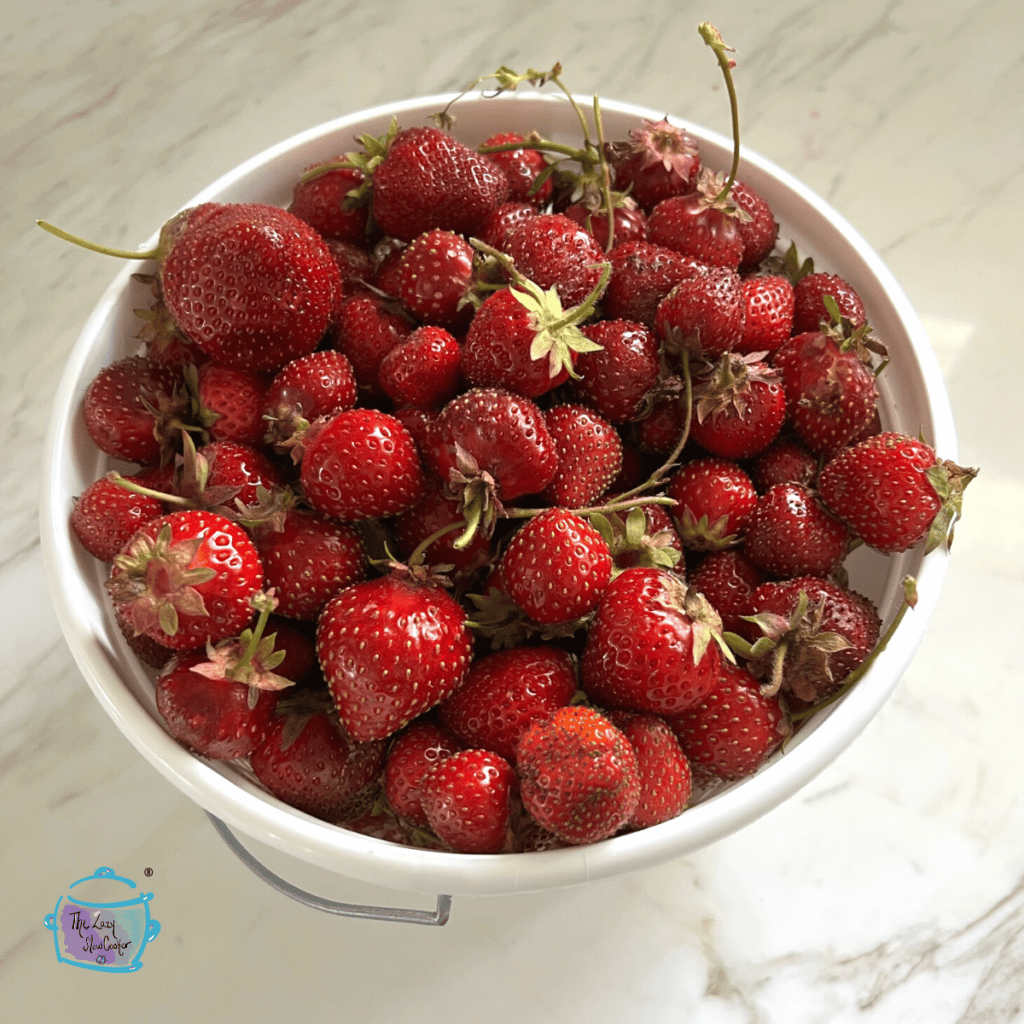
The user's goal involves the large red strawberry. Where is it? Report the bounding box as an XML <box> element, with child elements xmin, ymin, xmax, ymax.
<box><xmin>541</xmin><ymin>404</ymin><xmax>623</xmax><ymax>508</ymax></box>
<box><xmin>437</xmin><ymin>644</ymin><xmax>578</xmax><ymax>762</ymax></box>
<box><xmin>654</xmin><ymin>262</ymin><xmax>745</xmax><ymax>359</ymax></box>
<box><xmin>667</xmin><ymin>658</ymin><xmax>789</xmax><ymax>780</ymax></box>
<box><xmin>581</xmin><ymin>567</ymin><xmax>726</xmax><ymax>715</ymax></box>
<box><xmin>250</xmin><ymin>689</ymin><xmax>386</xmax><ymax>821</ymax></box>
<box><xmin>817</xmin><ymin>431</ymin><xmax>977</xmax><ymax>553</ymax></box>
<box><xmin>300</xmin><ymin>408</ymin><xmax>425</xmax><ymax>521</ymax></box>
<box><xmin>371</xmin><ymin>125</ymin><xmax>510</xmax><ymax>241</ymax></box>
<box><xmin>316</xmin><ymin>571</ymin><xmax>474</xmax><ymax>741</ymax></box>
<box><xmin>516</xmin><ymin>705</ymin><xmax>640</xmax><ymax>845</ymax></box>
<box><xmin>106</xmin><ymin>510</ymin><xmax>263</xmax><ymax>651</ymax></box>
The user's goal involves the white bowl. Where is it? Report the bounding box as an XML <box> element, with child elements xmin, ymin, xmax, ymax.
<box><xmin>40</xmin><ymin>91</ymin><xmax>957</xmax><ymax>899</ymax></box>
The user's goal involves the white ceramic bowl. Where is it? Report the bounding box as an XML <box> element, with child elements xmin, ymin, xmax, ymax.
<box><xmin>40</xmin><ymin>91</ymin><xmax>957</xmax><ymax>899</ymax></box>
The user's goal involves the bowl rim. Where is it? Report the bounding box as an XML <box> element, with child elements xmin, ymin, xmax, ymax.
<box><xmin>40</xmin><ymin>90</ymin><xmax>955</xmax><ymax>897</ymax></box>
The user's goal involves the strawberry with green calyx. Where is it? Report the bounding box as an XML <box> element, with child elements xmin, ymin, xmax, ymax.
<box><xmin>817</xmin><ymin>431</ymin><xmax>978</xmax><ymax>554</ymax></box>
<box><xmin>727</xmin><ymin>577</ymin><xmax>881</xmax><ymax>704</ymax></box>
<box><xmin>589</xmin><ymin>503</ymin><xmax>685</xmax><ymax>575</ymax></box>
<box><xmin>666</xmin><ymin>456</ymin><xmax>758</xmax><ymax>552</ymax></box>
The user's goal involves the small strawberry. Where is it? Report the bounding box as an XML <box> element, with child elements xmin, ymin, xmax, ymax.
<box><xmin>687</xmin><ymin>548</ymin><xmax>765</xmax><ymax>640</ymax></box>
<box><xmin>499</xmin><ymin>508</ymin><xmax>614</xmax><ymax>626</ymax></box>
<box><xmin>791</xmin><ymin>270</ymin><xmax>867</xmax><ymax>334</ymax></box>
<box><xmin>476</xmin><ymin>200</ymin><xmax>539</xmax><ymax>253</ymax></box>
<box><xmin>331</xmin><ymin>292</ymin><xmax>414</xmax><ymax>396</ymax></box>
<box><xmin>83</xmin><ymin>355</ymin><xmax>184</xmax><ymax>465</ymax></box>
<box><xmin>667</xmin><ymin>658</ymin><xmax>789</xmax><ymax>780</ymax></box>
<box><xmin>378</xmin><ymin>325</ymin><xmax>463</xmax><ymax>409</ymax></box>
<box><xmin>419</xmin><ymin>749</ymin><xmax>517</xmax><ymax>854</ymax></box>
<box><xmin>730</xmin><ymin>180</ymin><xmax>778</xmax><ymax>270</ymax></box>
<box><xmin>437</xmin><ymin>645</ymin><xmax>578</xmax><ymax>763</ymax></box>
<box><xmin>581</xmin><ymin>567</ymin><xmax>726</xmax><ymax>715</ymax></box>
<box><xmin>590</xmin><ymin>503</ymin><xmax>686</xmax><ymax>575</ymax></box>
<box><xmin>562</xmin><ymin>191</ymin><xmax>649</xmax><ymax>250</ymax></box>
<box><xmin>570</xmin><ymin>318</ymin><xmax>661</xmax><ymax>424</ymax></box>
<box><xmin>106</xmin><ymin>510</ymin><xmax>263</xmax><ymax>651</ymax></box>
<box><xmin>287</xmin><ymin>159</ymin><xmax>369</xmax><ymax>244</ymax></box>
<box><xmin>606</xmin><ymin>117</ymin><xmax>702</xmax><ymax>211</ymax></box>
<box><xmin>742</xmin><ymin>482</ymin><xmax>851</xmax><ymax>579</ymax></box>
<box><xmin>383</xmin><ymin>719</ymin><xmax>464</xmax><ymax>826</ymax></box>
<box><xmin>607</xmin><ymin>710</ymin><xmax>693</xmax><ymax>828</ymax></box>
<box><xmin>192</xmin><ymin>362</ymin><xmax>270</xmax><ymax>447</ymax></box>
<box><xmin>736</xmin><ymin>273</ymin><xmax>794</xmax><ymax>354</ymax></box>
<box><xmin>654</xmin><ymin>262</ymin><xmax>746</xmax><ymax>359</ymax></box>
<box><xmin>666</xmin><ymin>456</ymin><xmax>758</xmax><ymax>552</ymax></box>
<box><xmin>749</xmin><ymin>435</ymin><xmax>819</xmax><ymax>493</ymax></box>
<box><xmin>71</xmin><ymin>474</ymin><xmax>165</xmax><ymax>562</ymax></box>
<box><xmin>480</xmin><ymin>131</ymin><xmax>554</xmax><ymax>206</ymax></box>
<box><xmin>253</xmin><ymin>508</ymin><xmax>366</xmax><ymax>621</ymax></box>
<box><xmin>396</xmin><ymin>229</ymin><xmax>476</xmax><ymax>328</ymax></box>
<box><xmin>316</xmin><ymin>571</ymin><xmax>474</xmax><ymax>741</ymax></box>
<box><xmin>542</xmin><ymin>404</ymin><xmax>623</xmax><ymax>508</ymax></box>
<box><xmin>186</xmin><ymin>439</ymin><xmax>289</xmax><ymax>512</ymax></box>
<box><xmin>602</xmin><ymin>239</ymin><xmax>700</xmax><ymax>328</ymax></box>
<box><xmin>250</xmin><ymin>688</ymin><xmax>387</xmax><ymax>821</ymax></box>
<box><xmin>817</xmin><ymin>431</ymin><xmax>977</xmax><ymax>553</ymax></box>
<box><xmin>370</xmin><ymin>125</ymin><xmax>510</xmax><ymax>241</ymax></box>
<box><xmin>300</xmin><ymin>408</ymin><xmax>425</xmax><ymax>521</ymax></box>
<box><xmin>516</xmin><ymin>705</ymin><xmax>641</xmax><ymax>845</ymax></box>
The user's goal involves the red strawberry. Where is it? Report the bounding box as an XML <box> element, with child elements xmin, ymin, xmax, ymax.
<box><xmin>654</xmin><ymin>263</ymin><xmax>745</xmax><ymax>359</ymax></box>
<box><xmin>331</xmin><ymin>292</ymin><xmax>413</xmax><ymax>396</ymax></box>
<box><xmin>607</xmin><ymin>710</ymin><xmax>692</xmax><ymax>828</ymax></box>
<box><xmin>326</xmin><ymin>238</ymin><xmax>375</xmax><ymax>295</ymax></box>
<box><xmin>608</xmin><ymin>117</ymin><xmax>701</xmax><ymax>211</ymax></box>
<box><xmin>749</xmin><ymin>436</ymin><xmax>819</xmax><ymax>493</ymax></box>
<box><xmin>250</xmin><ymin>689</ymin><xmax>386</xmax><ymax>821</ymax></box>
<box><xmin>505</xmin><ymin>213</ymin><xmax>610</xmax><ymax>308</ymax></box>
<box><xmin>570</xmin><ymin>318</ymin><xmax>661</xmax><ymax>423</ymax></box>
<box><xmin>792</xmin><ymin>271</ymin><xmax>867</xmax><ymax>333</ymax></box>
<box><xmin>743</xmin><ymin>576</ymin><xmax>882</xmax><ymax>704</ymax></box>
<box><xmin>742</xmin><ymin>482</ymin><xmax>851</xmax><ymax>579</ymax></box>
<box><xmin>316</xmin><ymin>572</ymin><xmax>474</xmax><ymax>741</ymax></box>
<box><xmin>817</xmin><ymin>431</ymin><xmax>977</xmax><ymax>553</ymax></box>
<box><xmin>383</xmin><ymin>719</ymin><xmax>464</xmax><ymax>826</ymax></box>
<box><xmin>687</xmin><ymin>548</ymin><xmax>765</xmax><ymax>640</ymax></box>
<box><xmin>396</xmin><ymin>229</ymin><xmax>475</xmax><ymax>327</ymax></box>
<box><xmin>562</xmin><ymin>193</ymin><xmax>649</xmax><ymax>250</ymax></box>
<box><xmin>437</xmin><ymin>645</ymin><xmax>578</xmax><ymax>763</ymax></box>
<box><xmin>193</xmin><ymin>362</ymin><xmax>270</xmax><ymax>447</ymax></box>
<box><xmin>730</xmin><ymin>180</ymin><xmax>778</xmax><ymax>269</ymax></box>
<box><xmin>371</xmin><ymin>126</ymin><xmax>510</xmax><ymax>241</ymax></box>
<box><xmin>253</xmin><ymin>509</ymin><xmax>366</xmax><ymax>621</ymax></box>
<box><xmin>155</xmin><ymin>648</ymin><xmax>280</xmax><ymax>759</ymax></box>
<box><xmin>736</xmin><ymin>273</ymin><xmax>794</xmax><ymax>353</ymax></box>
<box><xmin>602</xmin><ymin>239</ymin><xmax>700</xmax><ymax>328</ymax></box>
<box><xmin>593</xmin><ymin>502</ymin><xmax>686</xmax><ymax>575</ymax></box>
<box><xmin>287</xmin><ymin>159</ymin><xmax>369</xmax><ymax>244</ymax></box>
<box><xmin>300</xmin><ymin>408</ymin><xmax>425</xmax><ymax>521</ymax></box>
<box><xmin>378</xmin><ymin>325</ymin><xmax>462</xmax><ymax>408</ymax></box>
<box><xmin>687</xmin><ymin>352</ymin><xmax>787</xmax><ymax>460</ymax></box>
<box><xmin>581</xmin><ymin>567</ymin><xmax>725</xmax><ymax>715</ymax></box>
<box><xmin>516</xmin><ymin>705</ymin><xmax>641</xmax><ymax>845</ymax></box>
<box><xmin>106</xmin><ymin>510</ymin><xmax>263</xmax><ymax>651</ymax></box>
<box><xmin>481</xmin><ymin>131</ymin><xmax>553</xmax><ymax>206</ymax></box>
<box><xmin>499</xmin><ymin>508</ymin><xmax>614</xmax><ymax>626</ymax></box>
<box><xmin>160</xmin><ymin>203</ymin><xmax>343</xmax><ymax>372</ymax></box>
<box><xmin>420</xmin><ymin>749</ymin><xmax>517</xmax><ymax>854</ymax></box>
<box><xmin>666</xmin><ymin>456</ymin><xmax>758</xmax><ymax>552</ymax></box>
<box><xmin>476</xmin><ymin>200</ymin><xmax>539</xmax><ymax>253</ymax></box>
<box><xmin>667</xmin><ymin>658</ymin><xmax>789</xmax><ymax>780</ymax></box>
<box><xmin>83</xmin><ymin>355</ymin><xmax>183</xmax><ymax>465</ymax></box>
<box><xmin>542</xmin><ymin>404</ymin><xmax>623</xmax><ymax>508</ymax></box>
<box><xmin>189</xmin><ymin>440</ymin><xmax>288</xmax><ymax>511</ymax></box>
<box><xmin>71</xmin><ymin>474</ymin><xmax>165</xmax><ymax>562</ymax></box>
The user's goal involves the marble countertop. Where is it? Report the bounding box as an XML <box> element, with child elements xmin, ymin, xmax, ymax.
<box><xmin>3</xmin><ymin>0</ymin><xmax>1022</xmax><ymax>1019</ymax></box>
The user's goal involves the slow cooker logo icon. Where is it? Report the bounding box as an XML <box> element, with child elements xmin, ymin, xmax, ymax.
<box><xmin>43</xmin><ymin>867</ymin><xmax>161</xmax><ymax>973</ymax></box>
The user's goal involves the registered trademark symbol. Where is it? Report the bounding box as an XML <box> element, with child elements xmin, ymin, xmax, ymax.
<box><xmin>144</xmin><ymin>867</ymin><xmax>153</xmax><ymax>877</ymax></box>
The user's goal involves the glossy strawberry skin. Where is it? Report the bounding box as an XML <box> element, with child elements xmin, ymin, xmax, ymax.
<box><xmin>196</xmin><ymin>440</ymin><xmax>288</xmax><ymax>510</ymax></box>
<box><xmin>750</xmin><ymin>436</ymin><xmax>819</xmax><ymax>493</ymax></box>
<box><xmin>792</xmin><ymin>271</ymin><xmax>867</xmax><ymax>333</ymax></box>
<box><xmin>83</xmin><ymin>355</ymin><xmax>182</xmax><ymax>464</ymax></box>
<box><xmin>571</xmin><ymin>319</ymin><xmax>661</xmax><ymax>423</ymax></box>
<box><xmin>817</xmin><ymin>432</ymin><xmax>945</xmax><ymax>553</ymax></box>
<box><xmin>71</xmin><ymin>475</ymin><xmax>165</xmax><ymax>562</ymax></box>
<box><xmin>562</xmin><ymin>198</ymin><xmax>649</xmax><ymax>250</ymax></box>
<box><xmin>254</xmin><ymin>509</ymin><xmax>366</xmax><ymax>621</ymax></box>
<box><xmin>654</xmin><ymin>264</ymin><xmax>745</xmax><ymax>359</ymax></box>
<box><xmin>742</xmin><ymin>483</ymin><xmax>851</xmax><ymax>579</ymax></box>
<box><xmin>155</xmin><ymin>649</ymin><xmax>280</xmax><ymax>759</ymax></box>
<box><xmin>541</xmin><ymin>404</ymin><xmax>623</xmax><ymax>508</ymax></box>
<box><xmin>250</xmin><ymin>707</ymin><xmax>386</xmax><ymax>822</ymax></box>
<box><xmin>647</xmin><ymin>194</ymin><xmax>744</xmax><ymax>269</ymax></box>
<box><xmin>195</xmin><ymin>362</ymin><xmax>270</xmax><ymax>446</ymax></box>
<box><xmin>500</xmin><ymin>509</ymin><xmax>614</xmax><ymax>626</ymax></box>
<box><xmin>516</xmin><ymin>705</ymin><xmax>640</xmax><ymax>845</ymax></box>
<box><xmin>609</xmin><ymin>118</ymin><xmax>702</xmax><ymax>211</ymax></box>
<box><xmin>437</xmin><ymin>645</ymin><xmax>578</xmax><ymax>763</ymax></box>
<box><xmin>383</xmin><ymin>719</ymin><xmax>464</xmax><ymax>826</ymax></box>
<box><xmin>481</xmin><ymin>131</ymin><xmax>553</xmax><ymax>206</ymax></box>
<box><xmin>372</xmin><ymin>126</ymin><xmax>510</xmax><ymax>242</ymax></box>
<box><xmin>581</xmin><ymin>567</ymin><xmax>722</xmax><ymax>716</ymax></box>
<box><xmin>666</xmin><ymin>457</ymin><xmax>758</xmax><ymax>552</ymax></box>
<box><xmin>161</xmin><ymin>203</ymin><xmax>342</xmax><ymax>373</ymax></box>
<box><xmin>736</xmin><ymin>274</ymin><xmax>794</xmax><ymax>354</ymax></box>
<box><xmin>300</xmin><ymin>408</ymin><xmax>425</xmax><ymax>521</ymax></box>
<box><xmin>603</xmin><ymin>240</ymin><xmax>701</xmax><ymax>328</ymax></box>
<box><xmin>687</xmin><ymin>549</ymin><xmax>765</xmax><ymax>641</ymax></box>
<box><xmin>396</xmin><ymin>229</ymin><xmax>475</xmax><ymax>328</ymax></box>
<box><xmin>316</xmin><ymin>574</ymin><xmax>474</xmax><ymax>742</ymax></box>
<box><xmin>420</xmin><ymin>749</ymin><xmax>517</xmax><ymax>854</ymax></box>
<box><xmin>667</xmin><ymin>658</ymin><xmax>789</xmax><ymax>780</ymax></box>
<box><xmin>331</xmin><ymin>292</ymin><xmax>413</xmax><ymax>396</ymax></box>
<box><xmin>288</xmin><ymin>161</ymin><xmax>369</xmax><ymax>244</ymax></box>
<box><xmin>263</xmin><ymin>349</ymin><xmax>358</xmax><ymax>439</ymax></box>
<box><xmin>731</xmin><ymin>180</ymin><xmax>778</xmax><ymax>270</ymax></box>
<box><xmin>378</xmin><ymin>325</ymin><xmax>462</xmax><ymax>408</ymax></box>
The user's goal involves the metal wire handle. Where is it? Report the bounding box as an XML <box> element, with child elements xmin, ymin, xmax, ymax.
<box><xmin>206</xmin><ymin>813</ymin><xmax>452</xmax><ymax>926</ymax></box>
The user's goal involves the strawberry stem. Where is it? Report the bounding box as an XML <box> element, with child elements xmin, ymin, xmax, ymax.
<box><xmin>37</xmin><ymin>220</ymin><xmax>162</xmax><ymax>261</ymax></box>
<box><xmin>698</xmin><ymin>23</ymin><xmax>742</xmax><ymax>201</ymax></box>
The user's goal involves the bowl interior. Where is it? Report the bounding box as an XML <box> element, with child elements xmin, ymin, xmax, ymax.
<box><xmin>40</xmin><ymin>91</ymin><xmax>955</xmax><ymax>897</ymax></box>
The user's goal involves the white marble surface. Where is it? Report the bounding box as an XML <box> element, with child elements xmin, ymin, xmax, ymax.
<box><xmin>3</xmin><ymin>0</ymin><xmax>1022</xmax><ymax>1019</ymax></box>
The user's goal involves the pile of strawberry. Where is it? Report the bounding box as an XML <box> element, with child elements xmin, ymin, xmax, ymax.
<box><xmin>55</xmin><ymin>40</ymin><xmax>975</xmax><ymax>857</ymax></box>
